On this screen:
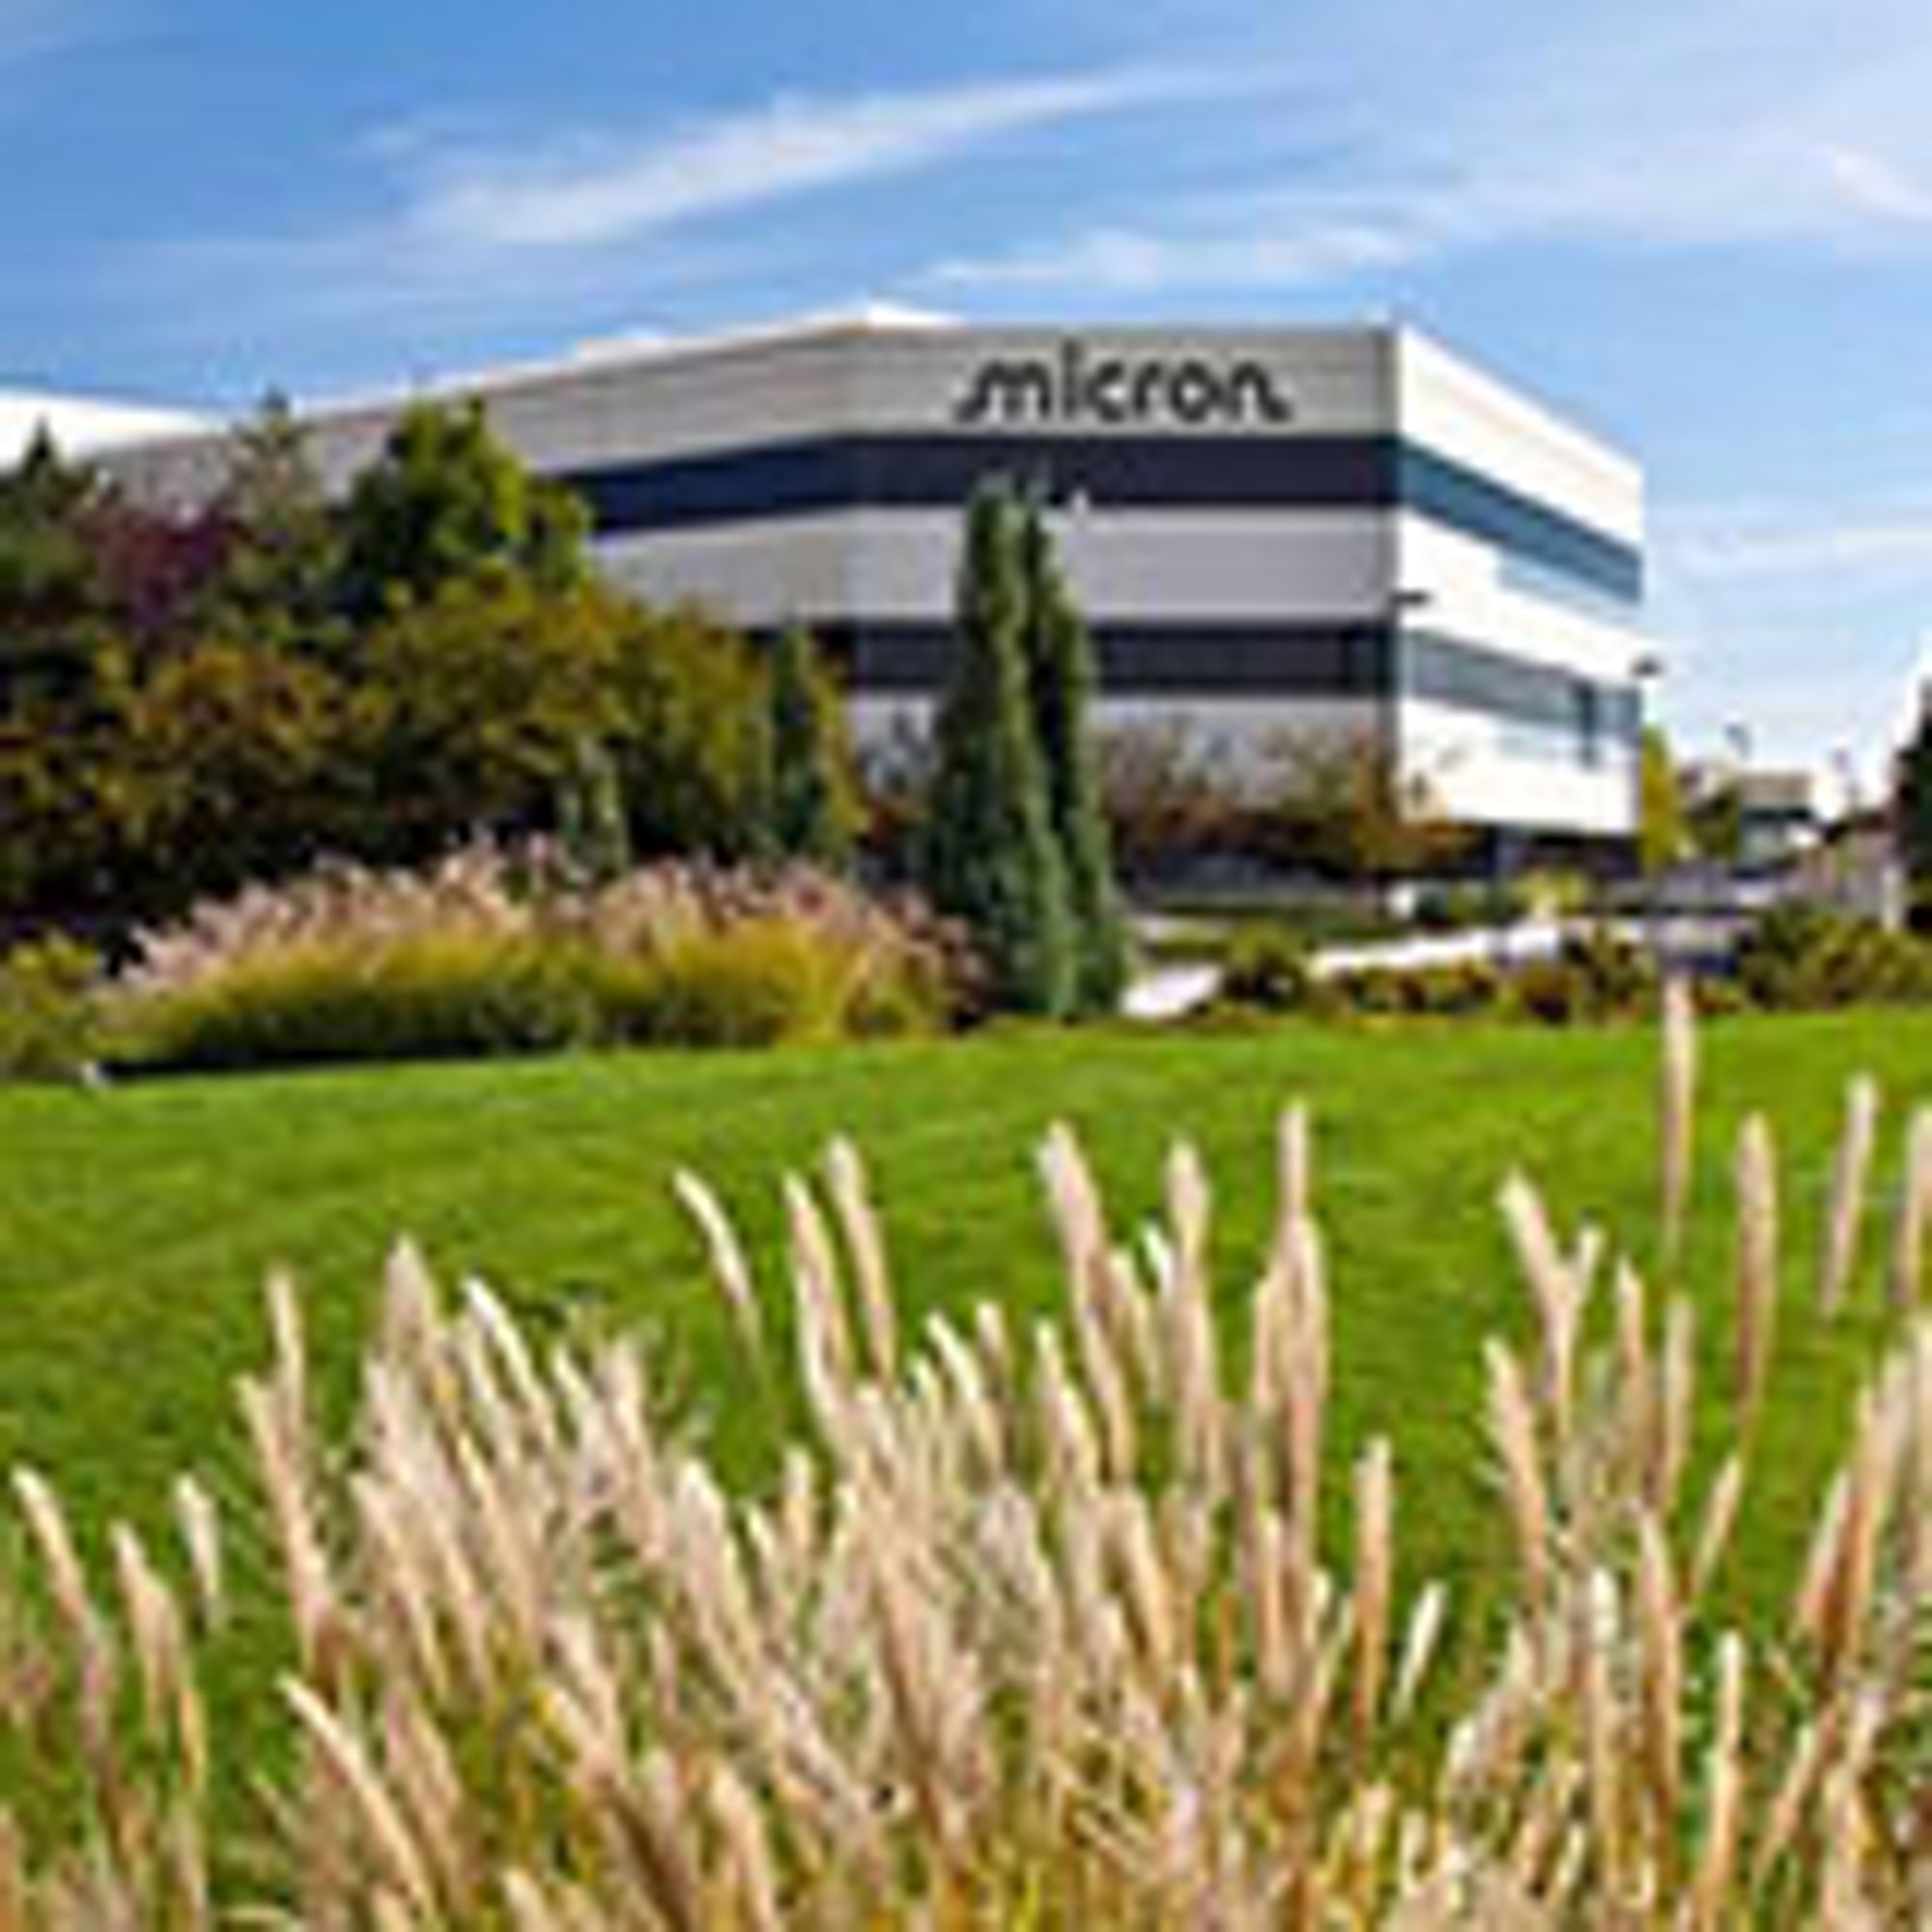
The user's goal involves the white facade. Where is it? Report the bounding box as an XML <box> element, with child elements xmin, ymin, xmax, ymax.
<box><xmin>106</xmin><ymin>314</ymin><xmax>1652</xmax><ymax>842</ymax></box>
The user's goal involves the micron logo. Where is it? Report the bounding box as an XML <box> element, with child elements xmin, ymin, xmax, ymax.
<box><xmin>952</xmin><ymin>340</ymin><xmax>1293</xmax><ymax>430</ymax></box>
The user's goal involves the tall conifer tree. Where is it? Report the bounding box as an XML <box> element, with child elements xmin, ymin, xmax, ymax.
<box><xmin>917</xmin><ymin>482</ymin><xmax>1074</xmax><ymax>1015</ymax></box>
<box><xmin>1018</xmin><ymin>495</ymin><xmax>1127</xmax><ymax>1013</ymax></box>
<box><xmin>1897</xmin><ymin>690</ymin><xmax>1932</xmax><ymax>930</ymax></box>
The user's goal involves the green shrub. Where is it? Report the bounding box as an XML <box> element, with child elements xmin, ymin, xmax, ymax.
<box><xmin>1558</xmin><ymin>924</ymin><xmax>1656</xmax><ymax>1016</ymax></box>
<box><xmin>0</xmin><ymin>936</ymin><xmax>101</xmax><ymax>1081</ymax></box>
<box><xmin>126</xmin><ymin>933</ymin><xmax>593</xmax><ymax>1071</ymax></box>
<box><xmin>1409</xmin><ymin>882</ymin><xmax>1498</xmax><ymax>933</ymax></box>
<box><xmin>1509</xmin><ymin>867</ymin><xmax>1590</xmax><ymax>923</ymax></box>
<box><xmin>1505</xmin><ymin>955</ymin><xmax>1587</xmax><ymax>1026</ymax></box>
<box><xmin>1222</xmin><ymin>906</ymin><xmax>1932</xmax><ymax>1033</ymax></box>
<box><xmin>1736</xmin><ymin>905</ymin><xmax>1932</xmax><ymax>1011</ymax></box>
<box><xmin>1220</xmin><ymin>925</ymin><xmax>1314</xmax><ymax>1010</ymax></box>
<box><xmin>1274</xmin><ymin>929</ymin><xmax>1649</xmax><ymax>1030</ymax></box>
<box><xmin>1326</xmin><ymin>965</ymin><xmax>1409</xmax><ymax>1016</ymax></box>
<box><xmin>1408</xmin><ymin>958</ymin><xmax>1506</xmax><ymax>1014</ymax></box>
<box><xmin>602</xmin><ymin>921</ymin><xmax>851</xmax><ymax>1049</ymax></box>
<box><xmin>1499</xmin><ymin>927</ymin><xmax>1656</xmax><ymax>1026</ymax></box>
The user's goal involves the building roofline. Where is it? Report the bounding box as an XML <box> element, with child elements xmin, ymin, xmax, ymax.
<box><xmin>81</xmin><ymin>310</ymin><xmax>1644</xmax><ymax>484</ymax></box>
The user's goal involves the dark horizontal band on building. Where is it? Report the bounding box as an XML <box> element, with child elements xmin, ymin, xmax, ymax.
<box><xmin>557</xmin><ymin>433</ymin><xmax>1644</xmax><ymax>607</ymax></box>
<box><xmin>784</xmin><ymin>620</ymin><xmax>1641</xmax><ymax>744</ymax></box>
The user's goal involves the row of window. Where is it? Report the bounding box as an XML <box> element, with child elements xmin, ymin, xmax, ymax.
<box><xmin>1401</xmin><ymin>632</ymin><xmax>1642</xmax><ymax>749</ymax></box>
<box><xmin>805</xmin><ymin>620</ymin><xmax>1640</xmax><ymax>758</ymax></box>
<box><xmin>561</xmin><ymin>431</ymin><xmax>1644</xmax><ymax>608</ymax></box>
<box><xmin>827</xmin><ymin>621</ymin><xmax>1394</xmax><ymax>697</ymax></box>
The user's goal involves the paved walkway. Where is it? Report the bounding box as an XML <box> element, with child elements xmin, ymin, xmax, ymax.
<box><xmin>1122</xmin><ymin>961</ymin><xmax>1223</xmax><ymax>1020</ymax></box>
<box><xmin>1312</xmin><ymin>918</ymin><xmax>1566</xmax><ymax>977</ymax></box>
<box><xmin>1122</xmin><ymin>919</ymin><xmax>1574</xmax><ymax>1021</ymax></box>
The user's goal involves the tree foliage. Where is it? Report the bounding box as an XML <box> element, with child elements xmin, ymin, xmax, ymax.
<box><xmin>1637</xmin><ymin>724</ymin><xmax>1687</xmax><ymax>876</ymax></box>
<box><xmin>0</xmin><ymin>402</ymin><xmax>821</xmax><ymax>934</ymax></box>
<box><xmin>1264</xmin><ymin>732</ymin><xmax>1469</xmax><ymax>881</ymax></box>
<box><xmin>204</xmin><ymin>394</ymin><xmax>343</xmax><ymax>649</ymax></box>
<box><xmin>346</xmin><ymin>572</ymin><xmax>625</xmax><ymax>863</ymax></box>
<box><xmin>0</xmin><ymin>429</ymin><xmax>110</xmax><ymax>709</ymax></box>
<box><xmin>118</xmin><ymin>639</ymin><xmax>347</xmax><ymax>912</ymax></box>
<box><xmin>337</xmin><ymin>402</ymin><xmax>588</xmax><ymax>621</ymax></box>
<box><xmin>1688</xmin><ymin>779</ymin><xmax>1745</xmax><ymax>867</ymax></box>
<box><xmin>555</xmin><ymin>735</ymin><xmax>634</xmax><ymax>886</ymax></box>
<box><xmin>1895</xmin><ymin>696</ymin><xmax>1932</xmax><ymax>927</ymax></box>
<box><xmin>608</xmin><ymin>606</ymin><xmax>775</xmax><ymax>862</ymax></box>
<box><xmin>917</xmin><ymin>482</ymin><xmax>1074</xmax><ymax>1017</ymax></box>
<box><xmin>1017</xmin><ymin>497</ymin><xmax>1126</xmax><ymax>1013</ymax></box>
<box><xmin>767</xmin><ymin>626</ymin><xmax>859</xmax><ymax>869</ymax></box>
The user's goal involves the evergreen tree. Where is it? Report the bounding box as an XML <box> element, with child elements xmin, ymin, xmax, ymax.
<box><xmin>0</xmin><ymin>428</ymin><xmax>108</xmax><ymax>705</ymax></box>
<box><xmin>207</xmin><ymin>393</ymin><xmax>343</xmax><ymax>650</ymax></box>
<box><xmin>1018</xmin><ymin>496</ymin><xmax>1128</xmax><ymax>1013</ymax></box>
<box><xmin>917</xmin><ymin>482</ymin><xmax>1074</xmax><ymax>1016</ymax></box>
<box><xmin>767</xmin><ymin>625</ymin><xmax>858</xmax><ymax>869</ymax></box>
<box><xmin>1897</xmin><ymin>690</ymin><xmax>1932</xmax><ymax>928</ymax></box>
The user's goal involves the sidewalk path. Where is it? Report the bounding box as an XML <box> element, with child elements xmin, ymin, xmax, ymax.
<box><xmin>1122</xmin><ymin>918</ymin><xmax>1576</xmax><ymax>1022</ymax></box>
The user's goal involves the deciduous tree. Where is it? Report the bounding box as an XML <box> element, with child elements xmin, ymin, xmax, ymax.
<box><xmin>767</xmin><ymin>625</ymin><xmax>859</xmax><ymax>869</ymax></box>
<box><xmin>608</xmin><ymin>605</ymin><xmax>774</xmax><ymax>862</ymax></box>
<box><xmin>337</xmin><ymin>402</ymin><xmax>588</xmax><ymax>621</ymax></box>
<box><xmin>1638</xmin><ymin>725</ymin><xmax>1687</xmax><ymax>876</ymax></box>
<box><xmin>204</xmin><ymin>394</ymin><xmax>343</xmax><ymax>651</ymax></box>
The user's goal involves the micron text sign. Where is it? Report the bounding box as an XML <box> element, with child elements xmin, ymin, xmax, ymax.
<box><xmin>952</xmin><ymin>341</ymin><xmax>1294</xmax><ymax>430</ymax></box>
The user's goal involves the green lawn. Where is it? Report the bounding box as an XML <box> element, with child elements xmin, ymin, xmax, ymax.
<box><xmin>0</xmin><ymin>1012</ymin><xmax>1923</xmax><ymax>1617</ymax></box>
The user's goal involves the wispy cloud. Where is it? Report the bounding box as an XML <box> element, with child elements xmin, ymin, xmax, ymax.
<box><xmin>1661</xmin><ymin>496</ymin><xmax>1932</xmax><ymax>587</ymax></box>
<box><xmin>142</xmin><ymin>66</ymin><xmax>1187</xmax><ymax>342</ymax></box>
<box><xmin>932</xmin><ymin>0</ymin><xmax>1932</xmax><ymax>297</ymax></box>
<box><xmin>1821</xmin><ymin>146</ymin><xmax>1932</xmax><ymax>228</ymax></box>
<box><xmin>412</xmin><ymin>72</ymin><xmax>1173</xmax><ymax>252</ymax></box>
<box><xmin>0</xmin><ymin>0</ymin><xmax>101</xmax><ymax>71</ymax></box>
<box><xmin>1648</xmin><ymin>486</ymin><xmax>1932</xmax><ymax>776</ymax></box>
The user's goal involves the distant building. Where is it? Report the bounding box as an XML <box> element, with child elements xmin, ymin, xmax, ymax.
<box><xmin>1683</xmin><ymin>761</ymin><xmax>1822</xmax><ymax>873</ymax></box>
<box><xmin>1797</xmin><ymin>807</ymin><xmax>1904</xmax><ymax>926</ymax></box>
<box><xmin>100</xmin><ymin>311</ymin><xmax>1654</xmax><ymax>851</ymax></box>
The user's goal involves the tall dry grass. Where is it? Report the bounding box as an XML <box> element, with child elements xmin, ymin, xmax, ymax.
<box><xmin>114</xmin><ymin>844</ymin><xmax>970</xmax><ymax>1068</ymax></box>
<box><xmin>2</xmin><ymin>1009</ymin><xmax>1931</xmax><ymax>1922</ymax></box>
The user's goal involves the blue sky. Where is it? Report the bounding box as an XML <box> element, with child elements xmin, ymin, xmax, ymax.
<box><xmin>5</xmin><ymin>0</ymin><xmax>1931</xmax><ymax>787</ymax></box>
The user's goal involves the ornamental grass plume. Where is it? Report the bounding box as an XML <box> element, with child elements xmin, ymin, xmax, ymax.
<box><xmin>116</xmin><ymin>843</ymin><xmax>971</xmax><ymax>1068</ymax></box>
<box><xmin>1819</xmin><ymin>1075</ymin><xmax>1880</xmax><ymax>1315</ymax></box>
<box><xmin>2</xmin><ymin>1009</ymin><xmax>1932</xmax><ymax>1921</ymax></box>
<box><xmin>1888</xmin><ymin>1104</ymin><xmax>1932</xmax><ymax>1308</ymax></box>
